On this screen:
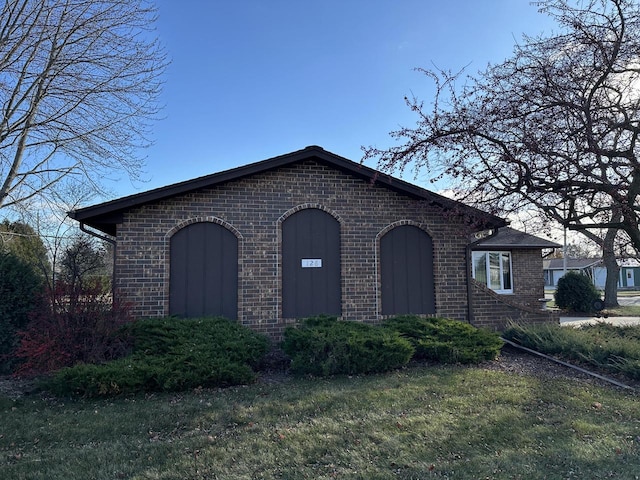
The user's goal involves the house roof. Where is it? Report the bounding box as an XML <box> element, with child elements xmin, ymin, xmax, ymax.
<box><xmin>69</xmin><ymin>145</ymin><xmax>507</xmax><ymax>236</ymax></box>
<box><xmin>543</xmin><ymin>257</ymin><xmax>640</xmax><ymax>269</ymax></box>
<box><xmin>543</xmin><ymin>258</ymin><xmax>602</xmax><ymax>270</ymax></box>
<box><xmin>620</xmin><ymin>258</ymin><xmax>640</xmax><ymax>267</ymax></box>
<box><xmin>473</xmin><ymin>227</ymin><xmax>561</xmax><ymax>250</ymax></box>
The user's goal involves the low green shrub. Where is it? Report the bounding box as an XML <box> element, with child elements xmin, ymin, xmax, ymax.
<box><xmin>282</xmin><ymin>316</ymin><xmax>414</xmax><ymax>376</ymax></box>
<box><xmin>47</xmin><ymin>353</ymin><xmax>260</xmax><ymax>397</ymax></box>
<box><xmin>503</xmin><ymin>321</ymin><xmax>640</xmax><ymax>380</ymax></box>
<box><xmin>502</xmin><ymin>322</ymin><xmax>582</xmax><ymax>356</ymax></box>
<box><xmin>383</xmin><ymin>315</ymin><xmax>504</xmax><ymax>364</ymax></box>
<box><xmin>45</xmin><ymin>360</ymin><xmax>149</xmax><ymax>397</ymax></box>
<box><xmin>554</xmin><ymin>271</ymin><xmax>602</xmax><ymax>312</ymax></box>
<box><xmin>126</xmin><ymin>316</ymin><xmax>268</xmax><ymax>367</ymax></box>
<box><xmin>44</xmin><ymin>317</ymin><xmax>269</xmax><ymax>397</ymax></box>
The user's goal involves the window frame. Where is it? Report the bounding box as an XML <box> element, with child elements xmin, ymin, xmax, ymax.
<box><xmin>472</xmin><ymin>250</ymin><xmax>513</xmax><ymax>294</ymax></box>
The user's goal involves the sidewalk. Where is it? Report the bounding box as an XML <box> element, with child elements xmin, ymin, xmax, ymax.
<box><xmin>560</xmin><ymin>316</ymin><xmax>640</xmax><ymax>327</ymax></box>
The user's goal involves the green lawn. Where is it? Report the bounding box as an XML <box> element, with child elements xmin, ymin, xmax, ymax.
<box><xmin>2</xmin><ymin>361</ymin><xmax>639</xmax><ymax>479</ymax></box>
<box><xmin>607</xmin><ymin>305</ymin><xmax>640</xmax><ymax>317</ymax></box>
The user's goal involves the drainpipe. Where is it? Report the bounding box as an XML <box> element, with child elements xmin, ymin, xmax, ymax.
<box><xmin>466</xmin><ymin>227</ymin><xmax>500</xmax><ymax>325</ymax></box>
<box><xmin>79</xmin><ymin>222</ymin><xmax>117</xmax><ymax>296</ymax></box>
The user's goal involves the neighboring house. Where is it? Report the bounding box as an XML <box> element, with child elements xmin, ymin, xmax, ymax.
<box><xmin>618</xmin><ymin>259</ymin><xmax>640</xmax><ymax>289</ymax></box>
<box><xmin>543</xmin><ymin>258</ymin><xmax>640</xmax><ymax>290</ymax></box>
<box><xmin>543</xmin><ymin>258</ymin><xmax>602</xmax><ymax>288</ymax></box>
<box><xmin>69</xmin><ymin>146</ymin><xmax>558</xmax><ymax>336</ymax></box>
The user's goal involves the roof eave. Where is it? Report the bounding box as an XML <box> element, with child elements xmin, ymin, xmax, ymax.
<box><xmin>69</xmin><ymin>146</ymin><xmax>506</xmax><ymax>232</ymax></box>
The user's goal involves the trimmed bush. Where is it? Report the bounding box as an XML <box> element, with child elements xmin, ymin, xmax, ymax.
<box><xmin>0</xmin><ymin>251</ymin><xmax>43</xmax><ymax>373</ymax></box>
<box><xmin>44</xmin><ymin>317</ymin><xmax>270</xmax><ymax>397</ymax></box>
<box><xmin>554</xmin><ymin>271</ymin><xmax>602</xmax><ymax>313</ymax></box>
<box><xmin>383</xmin><ymin>315</ymin><xmax>504</xmax><ymax>364</ymax></box>
<box><xmin>282</xmin><ymin>316</ymin><xmax>414</xmax><ymax>376</ymax></box>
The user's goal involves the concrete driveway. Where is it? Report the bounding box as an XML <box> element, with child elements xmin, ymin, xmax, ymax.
<box><xmin>560</xmin><ymin>316</ymin><xmax>640</xmax><ymax>327</ymax></box>
<box><xmin>619</xmin><ymin>294</ymin><xmax>640</xmax><ymax>306</ymax></box>
<box><xmin>545</xmin><ymin>292</ymin><xmax>640</xmax><ymax>326</ymax></box>
<box><xmin>560</xmin><ymin>294</ymin><xmax>640</xmax><ymax>326</ymax></box>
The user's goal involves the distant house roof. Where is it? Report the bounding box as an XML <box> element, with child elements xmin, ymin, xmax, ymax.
<box><xmin>620</xmin><ymin>258</ymin><xmax>640</xmax><ymax>268</ymax></box>
<box><xmin>543</xmin><ymin>257</ymin><xmax>640</xmax><ymax>270</ymax></box>
<box><xmin>69</xmin><ymin>146</ymin><xmax>507</xmax><ymax>236</ymax></box>
<box><xmin>473</xmin><ymin>227</ymin><xmax>561</xmax><ymax>250</ymax></box>
<box><xmin>543</xmin><ymin>258</ymin><xmax>602</xmax><ymax>270</ymax></box>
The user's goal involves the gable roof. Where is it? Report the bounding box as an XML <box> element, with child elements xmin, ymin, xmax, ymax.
<box><xmin>473</xmin><ymin>227</ymin><xmax>561</xmax><ymax>250</ymax></box>
<box><xmin>543</xmin><ymin>257</ymin><xmax>640</xmax><ymax>269</ymax></box>
<box><xmin>543</xmin><ymin>258</ymin><xmax>602</xmax><ymax>270</ymax></box>
<box><xmin>69</xmin><ymin>145</ymin><xmax>506</xmax><ymax>236</ymax></box>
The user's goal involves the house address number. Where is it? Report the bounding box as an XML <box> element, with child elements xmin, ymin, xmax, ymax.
<box><xmin>301</xmin><ymin>259</ymin><xmax>322</xmax><ymax>268</ymax></box>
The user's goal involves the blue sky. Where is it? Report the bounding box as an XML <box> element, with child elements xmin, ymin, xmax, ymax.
<box><xmin>115</xmin><ymin>0</ymin><xmax>557</xmax><ymax>198</ymax></box>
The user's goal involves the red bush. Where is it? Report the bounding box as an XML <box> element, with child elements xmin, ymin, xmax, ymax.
<box><xmin>13</xmin><ymin>280</ymin><xmax>133</xmax><ymax>377</ymax></box>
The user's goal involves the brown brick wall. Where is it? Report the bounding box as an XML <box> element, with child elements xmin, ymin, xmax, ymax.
<box><xmin>471</xmin><ymin>281</ymin><xmax>559</xmax><ymax>330</ymax></box>
<box><xmin>113</xmin><ymin>159</ymin><xmax>549</xmax><ymax>336</ymax></box>
<box><xmin>511</xmin><ymin>249</ymin><xmax>547</xmax><ymax>309</ymax></box>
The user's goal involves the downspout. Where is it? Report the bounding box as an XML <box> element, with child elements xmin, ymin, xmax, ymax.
<box><xmin>466</xmin><ymin>228</ymin><xmax>500</xmax><ymax>325</ymax></box>
<box><xmin>79</xmin><ymin>222</ymin><xmax>117</xmax><ymax>296</ymax></box>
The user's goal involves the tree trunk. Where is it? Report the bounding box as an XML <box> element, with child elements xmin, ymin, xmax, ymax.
<box><xmin>575</xmin><ymin>225</ymin><xmax>620</xmax><ymax>308</ymax></box>
<box><xmin>602</xmin><ymin>228</ymin><xmax>620</xmax><ymax>308</ymax></box>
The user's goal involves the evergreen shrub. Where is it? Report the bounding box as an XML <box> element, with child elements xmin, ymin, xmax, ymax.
<box><xmin>554</xmin><ymin>271</ymin><xmax>602</xmax><ymax>312</ymax></box>
<box><xmin>0</xmin><ymin>251</ymin><xmax>43</xmax><ymax>373</ymax></box>
<box><xmin>282</xmin><ymin>316</ymin><xmax>414</xmax><ymax>376</ymax></box>
<box><xmin>44</xmin><ymin>317</ymin><xmax>269</xmax><ymax>397</ymax></box>
<box><xmin>383</xmin><ymin>315</ymin><xmax>504</xmax><ymax>364</ymax></box>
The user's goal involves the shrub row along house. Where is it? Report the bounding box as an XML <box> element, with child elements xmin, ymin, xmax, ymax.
<box><xmin>70</xmin><ymin>146</ymin><xmax>559</xmax><ymax>337</ymax></box>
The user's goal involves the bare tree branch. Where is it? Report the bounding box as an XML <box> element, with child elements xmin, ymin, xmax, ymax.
<box><xmin>363</xmin><ymin>0</ymin><xmax>640</xmax><ymax>306</ymax></box>
<box><xmin>0</xmin><ymin>0</ymin><xmax>167</xmax><ymax>211</ymax></box>
<box><xmin>364</xmin><ymin>0</ymin><xmax>640</xmax><ymax>254</ymax></box>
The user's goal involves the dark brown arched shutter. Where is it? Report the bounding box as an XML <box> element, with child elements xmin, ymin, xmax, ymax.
<box><xmin>282</xmin><ymin>209</ymin><xmax>341</xmax><ymax>318</ymax></box>
<box><xmin>380</xmin><ymin>225</ymin><xmax>435</xmax><ymax>315</ymax></box>
<box><xmin>170</xmin><ymin>222</ymin><xmax>238</xmax><ymax>319</ymax></box>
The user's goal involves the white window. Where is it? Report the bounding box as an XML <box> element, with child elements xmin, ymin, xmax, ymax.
<box><xmin>472</xmin><ymin>251</ymin><xmax>513</xmax><ymax>294</ymax></box>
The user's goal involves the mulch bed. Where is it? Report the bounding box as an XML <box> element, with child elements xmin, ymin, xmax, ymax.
<box><xmin>484</xmin><ymin>344</ymin><xmax>639</xmax><ymax>392</ymax></box>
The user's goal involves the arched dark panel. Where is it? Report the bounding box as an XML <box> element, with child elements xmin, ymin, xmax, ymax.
<box><xmin>380</xmin><ymin>225</ymin><xmax>435</xmax><ymax>315</ymax></box>
<box><xmin>282</xmin><ymin>209</ymin><xmax>341</xmax><ymax>318</ymax></box>
<box><xmin>170</xmin><ymin>222</ymin><xmax>238</xmax><ymax>319</ymax></box>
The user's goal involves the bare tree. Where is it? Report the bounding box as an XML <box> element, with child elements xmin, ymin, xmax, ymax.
<box><xmin>363</xmin><ymin>0</ymin><xmax>640</xmax><ymax>306</ymax></box>
<box><xmin>0</xmin><ymin>0</ymin><xmax>166</xmax><ymax>210</ymax></box>
<box><xmin>12</xmin><ymin>177</ymin><xmax>102</xmax><ymax>291</ymax></box>
<box><xmin>59</xmin><ymin>233</ymin><xmax>109</xmax><ymax>291</ymax></box>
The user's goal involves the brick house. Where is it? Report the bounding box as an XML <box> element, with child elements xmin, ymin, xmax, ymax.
<box><xmin>471</xmin><ymin>227</ymin><xmax>560</xmax><ymax>327</ymax></box>
<box><xmin>70</xmin><ymin>146</ymin><xmax>559</xmax><ymax>337</ymax></box>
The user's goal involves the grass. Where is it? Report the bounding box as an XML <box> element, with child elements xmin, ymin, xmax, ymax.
<box><xmin>543</xmin><ymin>297</ymin><xmax>640</xmax><ymax>317</ymax></box>
<box><xmin>606</xmin><ymin>305</ymin><xmax>640</xmax><ymax>317</ymax></box>
<box><xmin>2</xmin><ymin>362</ymin><xmax>639</xmax><ymax>479</ymax></box>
